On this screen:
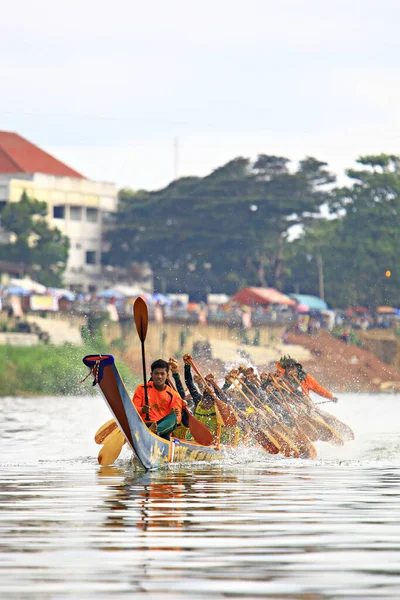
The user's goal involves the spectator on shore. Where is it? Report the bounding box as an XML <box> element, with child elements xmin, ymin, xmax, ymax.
<box><xmin>340</xmin><ymin>329</ymin><xmax>350</xmax><ymax>344</ymax></box>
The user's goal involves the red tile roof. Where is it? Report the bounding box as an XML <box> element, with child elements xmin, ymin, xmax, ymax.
<box><xmin>0</xmin><ymin>131</ymin><xmax>85</xmax><ymax>179</ymax></box>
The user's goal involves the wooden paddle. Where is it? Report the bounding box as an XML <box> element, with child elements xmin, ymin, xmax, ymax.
<box><xmin>133</xmin><ymin>297</ymin><xmax>149</xmax><ymax>411</ymax></box>
<box><xmin>94</xmin><ymin>418</ymin><xmax>118</xmax><ymax>444</ymax></box>
<box><xmin>266</xmin><ymin>375</ymin><xmax>317</xmax><ymax>459</ymax></box>
<box><xmin>316</xmin><ymin>408</ymin><xmax>355</xmax><ymax>441</ymax></box>
<box><xmin>276</xmin><ymin>376</ymin><xmax>344</xmax><ymax>445</ymax></box>
<box><xmin>213</xmin><ymin>381</ymin><xmax>280</xmax><ymax>455</ymax></box>
<box><xmin>98</xmin><ymin>428</ymin><xmax>125</xmax><ymax>465</ymax></box>
<box><xmin>183</xmin><ymin>407</ymin><xmax>214</xmax><ymax>446</ymax></box>
<box><xmin>209</xmin><ymin>375</ymin><xmax>282</xmax><ymax>455</ymax></box>
<box><xmin>226</xmin><ymin>375</ymin><xmax>299</xmax><ymax>458</ymax></box>
<box><xmin>235</xmin><ymin>374</ymin><xmax>310</xmax><ymax>456</ymax></box>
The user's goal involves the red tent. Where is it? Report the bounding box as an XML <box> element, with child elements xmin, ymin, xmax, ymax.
<box><xmin>231</xmin><ymin>287</ymin><xmax>296</xmax><ymax>307</ymax></box>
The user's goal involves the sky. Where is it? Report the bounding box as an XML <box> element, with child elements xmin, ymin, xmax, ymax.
<box><xmin>1</xmin><ymin>0</ymin><xmax>400</xmax><ymax>190</ymax></box>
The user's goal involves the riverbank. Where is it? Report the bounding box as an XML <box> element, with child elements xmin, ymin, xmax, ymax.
<box><xmin>1</xmin><ymin>316</ymin><xmax>399</xmax><ymax>396</ymax></box>
<box><xmin>0</xmin><ymin>344</ymin><xmax>137</xmax><ymax>397</ymax></box>
<box><xmin>284</xmin><ymin>330</ymin><xmax>400</xmax><ymax>393</ymax></box>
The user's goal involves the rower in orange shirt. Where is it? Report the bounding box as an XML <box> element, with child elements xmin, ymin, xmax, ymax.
<box><xmin>276</xmin><ymin>356</ymin><xmax>338</xmax><ymax>402</ymax></box>
<box><xmin>132</xmin><ymin>359</ymin><xmax>183</xmax><ymax>440</ymax></box>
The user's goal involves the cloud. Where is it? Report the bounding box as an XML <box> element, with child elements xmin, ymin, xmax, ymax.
<box><xmin>1</xmin><ymin>0</ymin><xmax>400</xmax><ymax>189</ymax></box>
<box><xmin>48</xmin><ymin>124</ymin><xmax>400</xmax><ymax>191</ymax></box>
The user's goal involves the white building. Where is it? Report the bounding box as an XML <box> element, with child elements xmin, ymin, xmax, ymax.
<box><xmin>0</xmin><ymin>131</ymin><xmax>118</xmax><ymax>292</ymax></box>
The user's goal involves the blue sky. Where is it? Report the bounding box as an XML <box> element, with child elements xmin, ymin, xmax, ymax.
<box><xmin>1</xmin><ymin>0</ymin><xmax>400</xmax><ymax>189</ymax></box>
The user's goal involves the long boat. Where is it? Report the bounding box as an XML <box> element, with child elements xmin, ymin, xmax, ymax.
<box><xmin>83</xmin><ymin>354</ymin><xmax>227</xmax><ymax>470</ymax></box>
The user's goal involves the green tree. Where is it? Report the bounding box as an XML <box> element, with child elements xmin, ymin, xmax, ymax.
<box><xmin>286</xmin><ymin>154</ymin><xmax>400</xmax><ymax>308</ymax></box>
<box><xmin>105</xmin><ymin>156</ymin><xmax>334</xmax><ymax>297</ymax></box>
<box><xmin>0</xmin><ymin>191</ymin><xmax>69</xmax><ymax>287</ymax></box>
<box><xmin>329</xmin><ymin>154</ymin><xmax>400</xmax><ymax>307</ymax></box>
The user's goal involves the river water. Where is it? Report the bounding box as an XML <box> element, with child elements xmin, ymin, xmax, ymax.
<box><xmin>1</xmin><ymin>392</ymin><xmax>400</xmax><ymax>599</ymax></box>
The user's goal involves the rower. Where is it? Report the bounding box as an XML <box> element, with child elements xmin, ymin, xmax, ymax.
<box><xmin>132</xmin><ymin>359</ymin><xmax>183</xmax><ymax>440</ymax></box>
<box><xmin>277</xmin><ymin>356</ymin><xmax>338</xmax><ymax>405</ymax></box>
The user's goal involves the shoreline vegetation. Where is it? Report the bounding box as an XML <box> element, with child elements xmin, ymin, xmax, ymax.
<box><xmin>0</xmin><ymin>318</ymin><xmax>399</xmax><ymax>397</ymax></box>
<box><xmin>0</xmin><ymin>340</ymin><xmax>138</xmax><ymax>398</ymax></box>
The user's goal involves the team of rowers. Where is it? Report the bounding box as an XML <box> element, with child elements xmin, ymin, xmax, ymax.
<box><xmin>132</xmin><ymin>354</ymin><xmax>353</xmax><ymax>457</ymax></box>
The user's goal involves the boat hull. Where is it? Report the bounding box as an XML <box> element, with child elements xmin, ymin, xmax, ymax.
<box><xmin>83</xmin><ymin>354</ymin><xmax>226</xmax><ymax>470</ymax></box>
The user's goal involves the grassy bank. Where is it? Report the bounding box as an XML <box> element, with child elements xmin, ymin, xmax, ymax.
<box><xmin>0</xmin><ymin>342</ymin><xmax>138</xmax><ymax>397</ymax></box>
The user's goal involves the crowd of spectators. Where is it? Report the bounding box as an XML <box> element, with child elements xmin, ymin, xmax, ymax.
<box><xmin>1</xmin><ymin>280</ymin><xmax>399</xmax><ymax>338</ymax></box>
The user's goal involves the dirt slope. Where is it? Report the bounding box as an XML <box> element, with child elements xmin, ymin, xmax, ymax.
<box><xmin>284</xmin><ymin>330</ymin><xmax>400</xmax><ymax>393</ymax></box>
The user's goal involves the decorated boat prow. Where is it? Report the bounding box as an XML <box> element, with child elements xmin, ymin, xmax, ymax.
<box><xmin>83</xmin><ymin>354</ymin><xmax>226</xmax><ymax>470</ymax></box>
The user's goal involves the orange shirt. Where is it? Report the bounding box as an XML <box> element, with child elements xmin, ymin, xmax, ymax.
<box><xmin>301</xmin><ymin>375</ymin><xmax>333</xmax><ymax>399</ymax></box>
<box><xmin>276</xmin><ymin>362</ymin><xmax>333</xmax><ymax>399</ymax></box>
<box><xmin>132</xmin><ymin>381</ymin><xmax>182</xmax><ymax>424</ymax></box>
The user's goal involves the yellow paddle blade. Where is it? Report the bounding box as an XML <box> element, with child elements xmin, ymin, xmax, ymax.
<box><xmin>271</xmin><ymin>426</ymin><xmax>300</xmax><ymax>458</ymax></box>
<box><xmin>94</xmin><ymin>418</ymin><xmax>117</xmax><ymax>444</ymax></box>
<box><xmin>316</xmin><ymin>409</ymin><xmax>355</xmax><ymax>441</ymax></box>
<box><xmin>253</xmin><ymin>430</ymin><xmax>280</xmax><ymax>454</ymax></box>
<box><xmin>305</xmin><ymin>441</ymin><xmax>318</xmax><ymax>459</ymax></box>
<box><xmin>297</xmin><ymin>417</ymin><xmax>319</xmax><ymax>442</ymax></box>
<box><xmin>311</xmin><ymin>414</ymin><xmax>345</xmax><ymax>446</ymax></box>
<box><xmin>291</xmin><ymin>428</ymin><xmax>318</xmax><ymax>459</ymax></box>
<box><xmin>98</xmin><ymin>430</ymin><xmax>125</xmax><ymax>466</ymax></box>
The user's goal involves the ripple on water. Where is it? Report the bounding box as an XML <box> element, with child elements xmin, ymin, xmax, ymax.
<box><xmin>1</xmin><ymin>393</ymin><xmax>400</xmax><ymax>598</ymax></box>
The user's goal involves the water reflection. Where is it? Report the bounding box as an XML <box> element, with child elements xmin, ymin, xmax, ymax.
<box><xmin>2</xmin><ymin>394</ymin><xmax>400</xmax><ymax>598</ymax></box>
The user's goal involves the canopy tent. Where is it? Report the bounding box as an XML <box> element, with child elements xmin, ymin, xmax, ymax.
<box><xmin>296</xmin><ymin>303</ymin><xmax>310</xmax><ymax>314</ymax></box>
<box><xmin>9</xmin><ymin>277</ymin><xmax>47</xmax><ymax>294</ymax></box>
<box><xmin>376</xmin><ymin>306</ymin><xmax>398</xmax><ymax>314</ymax></box>
<box><xmin>353</xmin><ymin>306</ymin><xmax>370</xmax><ymax>314</ymax></box>
<box><xmin>98</xmin><ymin>285</ymin><xmax>149</xmax><ymax>300</ymax></box>
<box><xmin>289</xmin><ymin>294</ymin><xmax>328</xmax><ymax>311</ymax></box>
<box><xmin>97</xmin><ymin>288</ymin><xmax>125</xmax><ymax>300</ymax></box>
<box><xmin>150</xmin><ymin>293</ymin><xmax>173</xmax><ymax>306</ymax></box>
<box><xmin>231</xmin><ymin>287</ymin><xmax>296</xmax><ymax>307</ymax></box>
<box><xmin>48</xmin><ymin>288</ymin><xmax>76</xmax><ymax>301</ymax></box>
<box><xmin>2</xmin><ymin>285</ymin><xmax>30</xmax><ymax>296</ymax></box>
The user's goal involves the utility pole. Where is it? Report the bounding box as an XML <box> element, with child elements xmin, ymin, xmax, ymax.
<box><xmin>316</xmin><ymin>253</ymin><xmax>325</xmax><ymax>300</ymax></box>
<box><xmin>173</xmin><ymin>136</ymin><xmax>179</xmax><ymax>180</ymax></box>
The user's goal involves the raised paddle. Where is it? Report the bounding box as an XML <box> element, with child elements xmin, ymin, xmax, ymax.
<box><xmin>133</xmin><ymin>297</ymin><xmax>149</xmax><ymax>411</ymax></box>
<box><xmin>94</xmin><ymin>418</ymin><xmax>118</xmax><ymax>444</ymax></box>
<box><xmin>98</xmin><ymin>428</ymin><xmax>125</xmax><ymax>465</ymax></box>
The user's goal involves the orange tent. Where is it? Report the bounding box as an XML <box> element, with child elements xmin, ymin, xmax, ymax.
<box><xmin>376</xmin><ymin>306</ymin><xmax>396</xmax><ymax>314</ymax></box>
<box><xmin>231</xmin><ymin>287</ymin><xmax>296</xmax><ymax>307</ymax></box>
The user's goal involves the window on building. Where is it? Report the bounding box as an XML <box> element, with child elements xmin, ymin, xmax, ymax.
<box><xmin>70</xmin><ymin>206</ymin><xmax>82</xmax><ymax>221</ymax></box>
<box><xmin>0</xmin><ymin>201</ymin><xmax>6</xmax><ymax>212</ymax></box>
<box><xmin>86</xmin><ymin>208</ymin><xmax>98</xmax><ymax>223</ymax></box>
<box><xmin>86</xmin><ymin>251</ymin><xmax>97</xmax><ymax>265</ymax></box>
<box><xmin>75</xmin><ymin>242</ymin><xmax>82</xmax><ymax>249</ymax></box>
<box><xmin>53</xmin><ymin>205</ymin><xmax>65</xmax><ymax>219</ymax></box>
<box><xmin>88</xmin><ymin>285</ymin><xmax>97</xmax><ymax>293</ymax></box>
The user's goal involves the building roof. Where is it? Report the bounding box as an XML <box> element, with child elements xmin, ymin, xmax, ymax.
<box><xmin>0</xmin><ymin>131</ymin><xmax>85</xmax><ymax>179</ymax></box>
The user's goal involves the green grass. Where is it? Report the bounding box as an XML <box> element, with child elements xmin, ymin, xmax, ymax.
<box><xmin>0</xmin><ymin>342</ymin><xmax>138</xmax><ymax>397</ymax></box>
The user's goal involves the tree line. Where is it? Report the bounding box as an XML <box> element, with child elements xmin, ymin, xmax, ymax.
<box><xmin>0</xmin><ymin>153</ymin><xmax>398</xmax><ymax>309</ymax></box>
<box><xmin>104</xmin><ymin>153</ymin><xmax>399</xmax><ymax>309</ymax></box>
